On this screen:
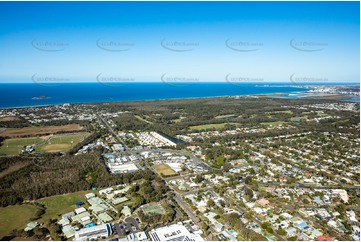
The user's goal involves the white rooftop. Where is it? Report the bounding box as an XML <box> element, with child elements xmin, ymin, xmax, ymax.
<box><xmin>149</xmin><ymin>224</ymin><xmax>204</xmax><ymax>241</ymax></box>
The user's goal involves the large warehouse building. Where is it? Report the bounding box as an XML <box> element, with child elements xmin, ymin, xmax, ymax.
<box><xmin>74</xmin><ymin>223</ymin><xmax>112</xmax><ymax>241</ymax></box>
<box><xmin>149</xmin><ymin>224</ymin><xmax>204</xmax><ymax>241</ymax></box>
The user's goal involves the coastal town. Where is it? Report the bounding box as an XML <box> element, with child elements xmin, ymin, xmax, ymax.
<box><xmin>0</xmin><ymin>0</ymin><xmax>359</xmax><ymax>241</ymax></box>
<box><xmin>0</xmin><ymin>91</ymin><xmax>359</xmax><ymax>241</ymax></box>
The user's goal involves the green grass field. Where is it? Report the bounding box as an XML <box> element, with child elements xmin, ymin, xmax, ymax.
<box><xmin>0</xmin><ymin>204</ymin><xmax>39</xmax><ymax>238</ymax></box>
<box><xmin>189</xmin><ymin>123</ymin><xmax>238</xmax><ymax>131</ymax></box>
<box><xmin>37</xmin><ymin>190</ymin><xmax>92</xmax><ymax>223</ymax></box>
<box><xmin>0</xmin><ymin>137</ymin><xmax>43</xmax><ymax>155</ymax></box>
<box><xmin>37</xmin><ymin>133</ymin><xmax>89</xmax><ymax>153</ymax></box>
<box><xmin>153</xmin><ymin>164</ymin><xmax>177</xmax><ymax>177</ymax></box>
<box><xmin>142</xmin><ymin>203</ymin><xmax>165</xmax><ymax>215</ymax></box>
<box><xmin>0</xmin><ymin>133</ymin><xmax>90</xmax><ymax>155</ymax></box>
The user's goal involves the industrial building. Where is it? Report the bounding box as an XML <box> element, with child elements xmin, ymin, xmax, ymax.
<box><xmin>74</xmin><ymin>223</ymin><xmax>112</xmax><ymax>241</ymax></box>
<box><xmin>149</xmin><ymin>224</ymin><xmax>204</xmax><ymax>241</ymax></box>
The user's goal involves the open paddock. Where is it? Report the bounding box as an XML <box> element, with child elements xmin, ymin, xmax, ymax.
<box><xmin>0</xmin><ymin>124</ymin><xmax>84</xmax><ymax>138</ymax></box>
<box><xmin>0</xmin><ymin>116</ymin><xmax>19</xmax><ymax>122</ymax></box>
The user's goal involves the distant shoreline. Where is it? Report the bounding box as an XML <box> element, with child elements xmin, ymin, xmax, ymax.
<box><xmin>1</xmin><ymin>92</ymin><xmax>359</xmax><ymax>110</ymax></box>
<box><xmin>0</xmin><ymin>91</ymin><xmax>305</xmax><ymax>110</ymax></box>
<box><xmin>0</xmin><ymin>82</ymin><xmax>359</xmax><ymax>109</ymax></box>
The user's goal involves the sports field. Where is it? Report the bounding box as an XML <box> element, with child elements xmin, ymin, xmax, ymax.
<box><xmin>0</xmin><ymin>204</ymin><xmax>39</xmax><ymax>238</ymax></box>
<box><xmin>37</xmin><ymin>190</ymin><xmax>92</xmax><ymax>223</ymax></box>
<box><xmin>153</xmin><ymin>164</ymin><xmax>177</xmax><ymax>177</ymax></box>
<box><xmin>0</xmin><ymin>132</ymin><xmax>90</xmax><ymax>155</ymax></box>
<box><xmin>37</xmin><ymin>133</ymin><xmax>90</xmax><ymax>153</ymax></box>
<box><xmin>0</xmin><ymin>137</ymin><xmax>44</xmax><ymax>155</ymax></box>
<box><xmin>142</xmin><ymin>203</ymin><xmax>165</xmax><ymax>215</ymax></box>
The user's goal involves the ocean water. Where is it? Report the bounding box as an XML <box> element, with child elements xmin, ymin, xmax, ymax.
<box><xmin>0</xmin><ymin>82</ymin><xmax>353</xmax><ymax>109</ymax></box>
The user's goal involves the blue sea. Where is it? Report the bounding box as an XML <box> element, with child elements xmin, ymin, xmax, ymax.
<box><xmin>0</xmin><ymin>82</ymin><xmax>357</xmax><ymax>109</ymax></box>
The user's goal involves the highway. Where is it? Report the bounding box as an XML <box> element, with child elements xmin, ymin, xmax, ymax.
<box><xmin>96</xmin><ymin>112</ymin><xmax>128</xmax><ymax>149</ymax></box>
<box><xmin>174</xmin><ymin>193</ymin><xmax>200</xmax><ymax>224</ymax></box>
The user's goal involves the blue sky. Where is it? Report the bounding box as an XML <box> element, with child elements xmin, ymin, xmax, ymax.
<box><xmin>0</xmin><ymin>1</ymin><xmax>359</xmax><ymax>83</ymax></box>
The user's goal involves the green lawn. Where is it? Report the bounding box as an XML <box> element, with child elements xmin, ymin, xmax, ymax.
<box><xmin>189</xmin><ymin>123</ymin><xmax>238</xmax><ymax>131</ymax></box>
<box><xmin>0</xmin><ymin>137</ymin><xmax>43</xmax><ymax>155</ymax></box>
<box><xmin>0</xmin><ymin>133</ymin><xmax>89</xmax><ymax>155</ymax></box>
<box><xmin>0</xmin><ymin>204</ymin><xmax>39</xmax><ymax>238</ymax></box>
<box><xmin>37</xmin><ymin>190</ymin><xmax>93</xmax><ymax>223</ymax></box>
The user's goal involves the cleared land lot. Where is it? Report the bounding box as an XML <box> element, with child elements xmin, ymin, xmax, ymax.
<box><xmin>0</xmin><ymin>204</ymin><xmax>39</xmax><ymax>238</ymax></box>
<box><xmin>0</xmin><ymin>116</ymin><xmax>19</xmax><ymax>122</ymax></box>
<box><xmin>0</xmin><ymin>124</ymin><xmax>84</xmax><ymax>138</ymax></box>
<box><xmin>153</xmin><ymin>164</ymin><xmax>177</xmax><ymax>177</ymax></box>
<box><xmin>142</xmin><ymin>203</ymin><xmax>165</xmax><ymax>215</ymax></box>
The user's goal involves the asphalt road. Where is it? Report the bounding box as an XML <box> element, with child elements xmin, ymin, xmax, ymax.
<box><xmin>174</xmin><ymin>193</ymin><xmax>200</xmax><ymax>224</ymax></box>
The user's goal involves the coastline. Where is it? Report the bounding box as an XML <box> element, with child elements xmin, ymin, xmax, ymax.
<box><xmin>0</xmin><ymin>83</ymin><xmax>359</xmax><ymax>109</ymax></box>
<box><xmin>0</xmin><ymin>89</ymin><xmax>309</xmax><ymax>110</ymax></box>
